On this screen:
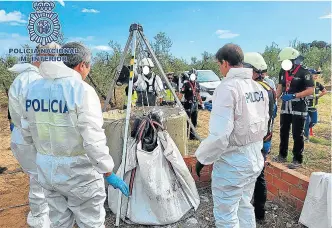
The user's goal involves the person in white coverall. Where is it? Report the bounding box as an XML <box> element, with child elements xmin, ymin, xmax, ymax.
<box><xmin>19</xmin><ymin>42</ymin><xmax>129</xmax><ymax>228</ymax></box>
<box><xmin>8</xmin><ymin>42</ymin><xmax>61</xmax><ymax>228</ymax></box>
<box><xmin>195</xmin><ymin>44</ymin><xmax>269</xmax><ymax>228</ymax></box>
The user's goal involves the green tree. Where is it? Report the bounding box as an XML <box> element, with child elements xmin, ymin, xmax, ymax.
<box><xmin>262</xmin><ymin>39</ymin><xmax>331</xmax><ymax>84</ymax></box>
<box><xmin>262</xmin><ymin>42</ymin><xmax>281</xmax><ymax>81</ymax></box>
<box><xmin>0</xmin><ymin>55</ymin><xmax>18</xmax><ymax>95</ymax></box>
<box><xmin>150</xmin><ymin>32</ymin><xmax>173</xmax><ymax>74</ymax></box>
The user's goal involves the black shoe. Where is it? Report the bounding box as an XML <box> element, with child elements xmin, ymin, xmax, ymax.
<box><xmin>272</xmin><ymin>155</ymin><xmax>287</xmax><ymax>163</ymax></box>
<box><xmin>255</xmin><ymin>208</ymin><xmax>265</xmax><ymax>222</ymax></box>
<box><xmin>288</xmin><ymin>161</ymin><xmax>302</xmax><ymax>169</ymax></box>
<box><xmin>256</xmin><ymin>218</ymin><xmax>265</xmax><ymax>225</ymax></box>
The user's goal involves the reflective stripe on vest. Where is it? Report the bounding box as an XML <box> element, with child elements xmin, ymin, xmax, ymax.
<box><xmin>280</xmin><ymin>110</ymin><xmax>307</xmax><ymax>116</ymax></box>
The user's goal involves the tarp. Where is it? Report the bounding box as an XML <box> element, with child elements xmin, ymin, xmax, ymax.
<box><xmin>108</xmin><ymin>131</ymin><xmax>200</xmax><ymax>225</ymax></box>
<box><xmin>299</xmin><ymin>172</ymin><xmax>332</xmax><ymax>228</ymax></box>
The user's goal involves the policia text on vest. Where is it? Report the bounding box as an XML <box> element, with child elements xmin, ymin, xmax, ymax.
<box><xmin>26</xmin><ymin>99</ymin><xmax>69</xmax><ymax>114</ymax></box>
<box><xmin>245</xmin><ymin>91</ymin><xmax>265</xmax><ymax>103</ymax></box>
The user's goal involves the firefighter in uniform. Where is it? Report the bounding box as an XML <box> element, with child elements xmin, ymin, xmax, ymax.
<box><xmin>135</xmin><ymin>58</ymin><xmax>164</xmax><ymax>106</ymax></box>
<box><xmin>179</xmin><ymin>69</ymin><xmax>204</xmax><ymax>140</ymax></box>
<box><xmin>162</xmin><ymin>72</ymin><xmax>178</xmax><ymax>105</ymax></box>
<box><xmin>304</xmin><ymin>68</ymin><xmax>327</xmax><ymax>140</ymax></box>
<box><xmin>243</xmin><ymin>52</ymin><xmax>277</xmax><ymax>223</ymax></box>
<box><xmin>274</xmin><ymin>47</ymin><xmax>314</xmax><ymax>169</ymax></box>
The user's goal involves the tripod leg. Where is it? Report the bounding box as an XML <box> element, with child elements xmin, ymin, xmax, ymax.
<box><xmin>138</xmin><ymin>30</ymin><xmax>202</xmax><ymax>142</ymax></box>
<box><xmin>103</xmin><ymin>31</ymin><xmax>134</xmax><ymax>112</ymax></box>
<box><xmin>115</xmin><ymin>30</ymin><xmax>138</xmax><ymax>227</ymax></box>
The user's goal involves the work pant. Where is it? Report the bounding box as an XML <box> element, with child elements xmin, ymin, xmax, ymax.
<box><xmin>212</xmin><ymin>143</ymin><xmax>264</xmax><ymax>228</ymax></box>
<box><xmin>304</xmin><ymin>110</ymin><xmax>318</xmax><ymax>138</ymax></box>
<box><xmin>43</xmin><ymin>180</ymin><xmax>106</xmax><ymax>228</ymax></box>
<box><xmin>27</xmin><ymin>175</ymin><xmax>51</xmax><ymax>228</ymax></box>
<box><xmin>136</xmin><ymin>91</ymin><xmax>157</xmax><ymax>107</ymax></box>
<box><xmin>36</xmin><ymin>153</ymin><xmax>107</xmax><ymax>228</ymax></box>
<box><xmin>253</xmin><ymin>166</ymin><xmax>266</xmax><ymax>220</ymax></box>
<box><xmin>185</xmin><ymin>109</ymin><xmax>198</xmax><ymax>139</ymax></box>
<box><xmin>279</xmin><ymin>114</ymin><xmax>306</xmax><ymax>163</ymax></box>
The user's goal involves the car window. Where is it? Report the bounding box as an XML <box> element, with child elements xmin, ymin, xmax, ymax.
<box><xmin>197</xmin><ymin>71</ymin><xmax>220</xmax><ymax>82</ymax></box>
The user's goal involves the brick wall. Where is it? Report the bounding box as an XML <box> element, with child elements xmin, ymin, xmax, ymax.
<box><xmin>183</xmin><ymin>156</ymin><xmax>310</xmax><ymax>212</ymax></box>
<box><xmin>265</xmin><ymin>161</ymin><xmax>309</xmax><ymax>211</ymax></box>
<box><xmin>184</xmin><ymin>156</ymin><xmax>212</xmax><ymax>188</ymax></box>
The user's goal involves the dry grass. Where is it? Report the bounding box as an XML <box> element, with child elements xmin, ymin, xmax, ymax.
<box><xmin>190</xmin><ymin>93</ymin><xmax>332</xmax><ymax>177</ymax></box>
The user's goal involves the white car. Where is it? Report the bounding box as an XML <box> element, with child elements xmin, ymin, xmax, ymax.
<box><xmin>179</xmin><ymin>70</ymin><xmax>221</xmax><ymax>103</ymax></box>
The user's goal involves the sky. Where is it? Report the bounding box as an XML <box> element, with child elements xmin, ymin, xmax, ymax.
<box><xmin>0</xmin><ymin>1</ymin><xmax>331</xmax><ymax>62</ymax></box>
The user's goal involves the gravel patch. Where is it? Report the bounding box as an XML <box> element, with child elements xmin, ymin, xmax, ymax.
<box><xmin>105</xmin><ymin>186</ymin><xmax>305</xmax><ymax>228</ymax></box>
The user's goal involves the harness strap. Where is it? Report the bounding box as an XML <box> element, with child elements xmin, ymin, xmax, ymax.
<box><xmin>257</xmin><ymin>81</ymin><xmax>271</xmax><ymax>91</ymax></box>
<box><xmin>144</xmin><ymin>73</ymin><xmax>156</xmax><ymax>93</ymax></box>
<box><xmin>188</xmin><ymin>81</ymin><xmax>197</xmax><ymax>97</ymax></box>
<box><xmin>256</xmin><ymin>80</ymin><xmax>276</xmax><ymax>142</ymax></box>
<box><xmin>285</xmin><ymin>65</ymin><xmax>301</xmax><ymax>92</ymax></box>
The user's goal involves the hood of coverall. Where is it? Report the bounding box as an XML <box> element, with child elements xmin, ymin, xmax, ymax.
<box><xmin>8</xmin><ymin>63</ymin><xmax>39</xmax><ymax>74</ymax></box>
<box><xmin>39</xmin><ymin>61</ymin><xmax>82</xmax><ymax>80</ymax></box>
<box><xmin>225</xmin><ymin>67</ymin><xmax>253</xmax><ymax>79</ymax></box>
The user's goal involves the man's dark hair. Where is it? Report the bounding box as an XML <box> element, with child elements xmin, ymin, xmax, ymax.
<box><xmin>215</xmin><ymin>43</ymin><xmax>244</xmax><ymax>66</ymax></box>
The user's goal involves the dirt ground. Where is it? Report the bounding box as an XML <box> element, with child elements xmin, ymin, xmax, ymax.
<box><xmin>0</xmin><ymin>106</ymin><xmax>30</xmax><ymax>228</ymax></box>
<box><xmin>0</xmin><ymin>103</ymin><xmax>306</xmax><ymax>228</ymax></box>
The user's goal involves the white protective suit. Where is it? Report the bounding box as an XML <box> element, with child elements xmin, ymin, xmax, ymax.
<box><xmin>8</xmin><ymin>63</ymin><xmax>50</xmax><ymax>228</ymax></box>
<box><xmin>19</xmin><ymin>61</ymin><xmax>115</xmax><ymax>228</ymax></box>
<box><xmin>195</xmin><ymin>68</ymin><xmax>269</xmax><ymax>228</ymax></box>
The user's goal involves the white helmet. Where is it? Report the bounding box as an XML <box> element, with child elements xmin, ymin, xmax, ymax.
<box><xmin>278</xmin><ymin>47</ymin><xmax>300</xmax><ymax>62</ymax></box>
<box><xmin>243</xmin><ymin>52</ymin><xmax>267</xmax><ymax>71</ymax></box>
<box><xmin>139</xmin><ymin>57</ymin><xmax>154</xmax><ymax>68</ymax></box>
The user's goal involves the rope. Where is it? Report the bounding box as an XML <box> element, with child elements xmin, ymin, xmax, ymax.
<box><xmin>0</xmin><ymin>203</ymin><xmax>29</xmax><ymax>212</ymax></box>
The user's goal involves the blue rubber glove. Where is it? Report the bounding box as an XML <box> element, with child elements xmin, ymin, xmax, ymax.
<box><xmin>105</xmin><ymin>173</ymin><xmax>129</xmax><ymax>197</ymax></box>
<box><xmin>10</xmin><ymin>123</ymin><xmax>14</xmax><ymax>132</ymax></box>
<box><xmin>262</xmin><ymin>141</ymin><xmax>271</xmax><ymax>154</ymax></box>
<box><xmin>273</xmin><ymin>104</ymin><xmax>277</xmax><ymax>119</ymax></box>
<box><xmin>281</xmin><ymin>93</ymin><xmax>296</xmax><ymax>102</ymax></box>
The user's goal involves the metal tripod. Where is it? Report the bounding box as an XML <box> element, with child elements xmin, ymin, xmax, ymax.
<box><xmin>103</xmin><ymin>23</ymin><xmax>201</xmax><ymax>141</ymax></box>
<box><xmin>103</xmin><ymin>24</ymin><xmax>202</xmax><ymax>227</ymax></box>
